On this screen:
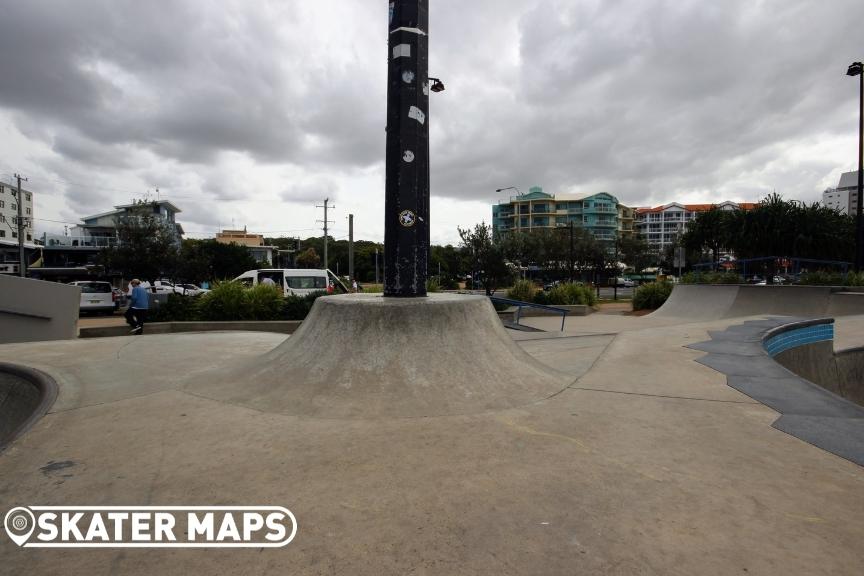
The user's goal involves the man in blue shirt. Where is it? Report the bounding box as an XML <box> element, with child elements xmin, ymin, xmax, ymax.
<box><xmin>125</xmin><ymin>279</ymin><xmax>150</xmax><ymax>334</ymax></box>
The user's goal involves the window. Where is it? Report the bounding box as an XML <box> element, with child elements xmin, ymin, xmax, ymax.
<box><xmin>26</xmin><ymin>208</ymin><xmax>31</xmax><ymax>215</ymax></box>
<box><xmin>25</xmin><ymin>193</ymin><xmax>31</xmax><ymax>201</ymax></box>
<box><xmin>0</xmin><ymin>214</ymin><xmax>4</xmax><ymax>222</ymax></box>
<box><xmin>285</xmin><ymin>276</ymin><xmax>327</xmax><ymax>289</ymax></box>
<box><xmin>11</xmin><ymin>204</ymin><xmax>16</xmax><ymax>210</ymax></box>
<box><xmin>26</xmin><ymin>234</ymin><xmax>32</xmax><ymax>241</ymax></box>
<box><xmin>0</xmin><ymin>231</ymin><xmax>4</xmax><ymax>237</ymax></box>
<box><xmin>12</xmin><ymin>231</ymin><xmax>17</xmax><ymax>238</ymax></box>
<box><xmin>0</xmin><ymin>200</ymin><xmax>3</xmax><ymax>207</ymax></box>
<box><xmin>77</xmin><ymin>282</ymin><xmax>112</xmax><ymax>294</ymax></box>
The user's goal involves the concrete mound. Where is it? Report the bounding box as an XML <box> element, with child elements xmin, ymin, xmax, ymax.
<box><xmin>0</xmin><ymin>363</ymin><xmax>58</xmax><ymax>451</ymax></box>
<box><xmin>185</xmin><ymin>294</ymin><xmax>571</xmax><ymax>419</ymax></box>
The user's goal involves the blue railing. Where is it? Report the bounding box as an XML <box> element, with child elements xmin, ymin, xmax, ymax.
<box><xmin>488</xmin><ymin>296</ymin><xmax>569</xmax><ymax>331</ymax></box>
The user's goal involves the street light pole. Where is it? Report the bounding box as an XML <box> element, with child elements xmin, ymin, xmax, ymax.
<box><xmin>848</xmin><ymin>61</ymin><xmax>864</xmax><ymax>272</ymax></box>
<box><xmin>496</xmin><ymin>186</ymin><xmax>522</xmax><ymax>231</ymax></box>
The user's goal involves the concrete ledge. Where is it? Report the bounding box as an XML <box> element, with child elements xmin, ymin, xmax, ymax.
<box><xmin>0</xmin><ymin>362</ymin><xmax>59</xmax><ymax>452</ymax></box>
<box><xmin>514</xmin><ymin>304</ymin><xmax>593</xmax><ymax>317</ymax></box>
<box><xmin>79</xmin><ymin>321</ymin><xmax>302</xmax><ymax>338</ymax></box>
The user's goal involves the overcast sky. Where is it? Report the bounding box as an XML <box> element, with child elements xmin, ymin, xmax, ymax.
<box><xmin>1</xmin><ymin>0</ymin><xmax>862</xmax><ymax>245</ymax></box>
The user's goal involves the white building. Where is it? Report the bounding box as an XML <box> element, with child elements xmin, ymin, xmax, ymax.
<box><xmin>635</xmin><ymin>201</ymin><xmax>756</xmax><ymax>250</ymax></box>
<box><xmin>0</xmin><ymin>181</ymin><xmax>37</xmax><ymax>274</ymax></box>
<box><xmin>822</xmin><ymin>171</ymin><xmax>862</xmax><ymax>215</ymax></box>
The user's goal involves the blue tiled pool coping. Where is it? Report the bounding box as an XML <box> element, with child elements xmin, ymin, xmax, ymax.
<box><xmin>763</xmin><ymin>319</ymin><xmax>834</xmax><ymax>357</ymax></box>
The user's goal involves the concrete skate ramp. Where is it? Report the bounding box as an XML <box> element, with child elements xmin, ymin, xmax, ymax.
<box><xmin>649</xmin><ymin>284</ymin><xmax>739</xmax><ymax>320</ymax></box>
<box><xmin>0</xmin><ymin>363</ymin><xmax>58</xmax><ymax>451</ymax></box>
<box><xmin>185</xmin><ymin>294</ymin><xmax>571</xmax><ymax>419</ymax></box>
<box><xmin>652</xmin><ymin>284</ymin><xmax>864</xmax><ymax>320</ymax></box>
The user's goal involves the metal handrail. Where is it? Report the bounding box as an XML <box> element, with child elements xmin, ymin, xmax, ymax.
<box><xmin>488</xmin><ymin>296</ymin><xmax>569</xmax><ymax>331</ymax></box>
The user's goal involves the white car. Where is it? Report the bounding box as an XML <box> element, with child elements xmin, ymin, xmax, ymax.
<box><xmin>70</xmin><ymin>281</ymin><xmax>116</xmax><ymax>315</ymax></box>
<box><xmin>614</xmin><ymin>277</ymin><xmax>635</xmax><ymax>287</ymax></box>
<box><xmin>174</xmin><ymin>283</ymin><xmax>209</xmax><ymax>296</ymax></box>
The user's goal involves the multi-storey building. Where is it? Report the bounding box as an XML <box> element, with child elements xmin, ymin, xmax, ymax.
<box><xmin>40</xmin><ymin>200</ymin><xmax>184</xmax><ymax>269</ymax></box>
<box><xmin>216</xmin><ymin>228</ymin><xmax>280</xmax><ymax>265</ymax></box>
<box><xmin>635</xmin><ymin>201</ymin><xmax>756</xmax><ymax>250</ymax></box>
<box><xmin>492</xmin><ymin>186</ymin><xmax>627</xmax><ymax>242</ymax></box>
<box><xmin>0</xmin><ymin>180</ymin><xmax>37</xmax><ymax>274</ymax></box>
<box><xmin>822</xmin><ymin>171</ymin><xmax>862</xmax><ymax>215</ymax></box>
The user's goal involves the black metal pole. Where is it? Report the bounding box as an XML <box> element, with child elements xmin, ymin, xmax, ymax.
<box><xmin>384</xmin><ymin>0</ymin><xmax>430</xmax><ymax>296</ymax></box>
<box><xmin>857</xmin><ymin>70</ymin><xmax>864</xmax><ymax>272</ymax></box>
<box><xmin>568</xmin><ymin>221</ymin><xmax>574</xmax><ymax>283</ymax></box>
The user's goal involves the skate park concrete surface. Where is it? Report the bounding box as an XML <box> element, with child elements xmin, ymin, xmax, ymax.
<box><xmin>1</xmin><ymin>288</ymin><xmax>864</xmax><ymax>574</ymax></box>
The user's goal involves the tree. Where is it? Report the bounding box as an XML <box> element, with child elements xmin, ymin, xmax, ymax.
<box><xmin>296</xmin><ymin>247</ymin><xmax>322</xmax><ymax>269</ymax></box>
<box><xmin>176</xmin><ymin>239</ymin><xmax>258</xmax><ymax>284</ymax></box>
<box><xmin>99</xmin><ymin>201</ymin><xmax>179</xmax><ymax>282</ymax></box>
<box><xmin>458</xmin><ymin>222</ymin><xmax>512</xmax><ymax>295</ymax></box>
<box><xmin>682</xmin><ymin>206</ymin><xmax>732</xmax><ymax>270</ymax></box>
<box><xmin>619</xmin><ymin>234</ymin><xmax>652</xmax><ymax>278</ymax></box>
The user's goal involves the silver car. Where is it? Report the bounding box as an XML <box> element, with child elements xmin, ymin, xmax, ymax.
<box><xmin>70</xmin><ymin>281</ymin><xmax>116</xmax><ymax>315</ymax></box>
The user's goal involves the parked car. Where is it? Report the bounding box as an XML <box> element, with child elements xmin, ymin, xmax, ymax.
<box><xmin>233</xmin><ymin>269</ymin><xmax>348</xmax><ymax>296</ymax></box>
<box><xmin>613</xmin><ymin>277</ymin><xmax>635</xmax><ymax>287</ymax></box>
<box><xmin>70</xmin><ymin>281</ymin><xmax>116</xmax><ymax>315</ymax></box>
<box><xmin>112</xmin><ymin>288</ymin><xmax>126</xmax><ymax>310</ymax></box>
<box><xmin>174</xmin><ymin>283</ymin><xmax>209</xmax><ymax>296</ymax></box>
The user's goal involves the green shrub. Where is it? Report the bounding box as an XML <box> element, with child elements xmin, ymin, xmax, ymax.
<box><xmin>197</xmin><ymin>281</ymin><xmax>250</xmax><ymax>321</ymax></box>
<box><xmin>283</xmin><ymin>295</ymin><xmax>310</xmax><ymax>320</ymax></box>
<box><xmin>681</xmin><ymin>271</ymin><xmax>741</xmax><ymax>284</ymax></box>
<box><xmin>845</xmin><ymin>272</ymin><xmax>864</xmax><ymax>286</ymax></box>
<box><xmin>633</xmin><ymin>281</ymin><xmax>673</xmax><ymax>311</ymax></box>
<box><xmin>507</xmin><ymin>279</ymin><xmax>535</xmax><ymax>302</ymax></box>
<box><xmin>546</xmin><ymin>282</ymin><xmax>597</xmax><ymax>306</ymax></box>
<box><xmin>245</xmin><ymin>284</ymin><xmax>285</xmax><ymax>320</ymax></box>
<box><xmin>150</xmin><ymin>293</ymin><xmax>198</xmax><ymax>322</ymax></box>
<box><xmin>440</xmin><ymin>276</ymin><xmax>459</xmax><ymax>290</ymax></box>
<box><xmin>491</xmin><ymin>300</ymin><xmax>510</xmax><ymax>312</ymax></box>
<box><xmin>797</xmin><ymin>270</ymin><xmax>864</xmax><ymax>286</ymax></box>
<box><xmin>426</xmin><ymin>277</ymin><xmax>441</xmax><ymax>293</ymax></box>
<box><xmin>532</xmin><ymin>290</ymin><xmax>550</xmax><ymax>305</ymax></box>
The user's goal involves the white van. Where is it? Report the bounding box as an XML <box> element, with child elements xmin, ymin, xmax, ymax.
<box><xmin>233</xmin><ymin>269</ymin><xmax>348</xmax><ymax>297</ymax></box>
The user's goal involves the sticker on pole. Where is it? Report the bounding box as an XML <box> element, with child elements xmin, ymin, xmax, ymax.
<box><xmin>408</xmin><ymin>106</ymin><xmax>425</xmax><ymax>125</ymax></box>
<box><xmin>399</xmin><ymin>210</ymin><xmax>416</xmax><ymax>227</ymax></box>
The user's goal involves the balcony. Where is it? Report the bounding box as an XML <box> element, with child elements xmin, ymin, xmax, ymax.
<box><xmin>43</xmin><ymin>234</ymin><xmax>119</xmax><ymax>249</ymax></box>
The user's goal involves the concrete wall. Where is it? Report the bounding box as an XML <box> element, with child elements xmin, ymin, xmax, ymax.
<box><xmin>766</xmin><ymin>319</ymin><xmax>864</xmax><ymax>407</ymax></box>
<box><xmin>0</xmin><ymin>275</ymin><xmax>79</xmax><ymax>344</ymax></box>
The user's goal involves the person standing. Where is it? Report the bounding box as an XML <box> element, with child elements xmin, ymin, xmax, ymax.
<box><xmin>125</xmin><ymin>279</ymin><xmax>150</xmax><ymax>334</ymax></box>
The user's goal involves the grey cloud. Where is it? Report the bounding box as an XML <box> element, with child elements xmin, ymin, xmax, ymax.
<box><xmin>2</xmin><ymin>0</ymin><xmax>863</xmax><ymax>237</ymax></box>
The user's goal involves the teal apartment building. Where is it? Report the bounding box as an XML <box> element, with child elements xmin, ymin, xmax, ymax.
<box><xmin>492</xmin><ymin>186</ymin><xmax>633</xmax><ymax>242</ymax></box>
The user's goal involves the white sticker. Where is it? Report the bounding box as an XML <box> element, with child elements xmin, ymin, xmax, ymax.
<box><xmin>393</xmin><ymin>44</ymin><xmax>411</xmax><ymax>59</ymax></box>
<box><xmin>423</xmin><ymin>83</ymin><xmax>429</xmax><ymax>96</ymax></box>
<box><xmin>399</xmin><ymin>210</ymin><xmax>416</xmax><ymax>227</ymax></box>
<box><xmin>403</xmin><ymin>150</ymin><xmax>415</xmax><ymax>163</ymax></box>
<box><xmin>402</xmin><ymin>70</ymin><xmax>415</xmax><ymax>84</ymax></box>
<box><xmin>390</xmin><ymin>27</ymin><xmax>426</xmax><ymax>36</ymax></box>
<box><xmin>408</xmin><ymin>106</ymin><xmax>425</xmax><ymax>125</ymax></box>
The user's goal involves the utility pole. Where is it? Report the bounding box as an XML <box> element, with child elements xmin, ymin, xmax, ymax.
<box><xmin>15</xmin><ymin>173</ymin><xmax>28</xmax><ymax>278</ymax></box>
<box><xmin>316</xmin><ymin>198</ymin><xmax>334</xmax><ymax>271</ymax></box>
<box><xmin>375</xmin><ymin>248</ymin><xmax>379</xmax><ymax>285</ymax></box>
<box><xmin>348</xmin><ymin>214</ymin><xmax>354</xmax><ymax>282</ymax></box>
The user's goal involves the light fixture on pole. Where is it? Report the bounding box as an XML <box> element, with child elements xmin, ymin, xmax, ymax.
<box><xmin>427</xmin><ymin>77</ymin><xmax>445</xmax><ymax>93</ymax></box>
<box><xmin>848</xmin><ymin>61</ymin><xmax>863</xmax><ymax>272</ymax></box>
